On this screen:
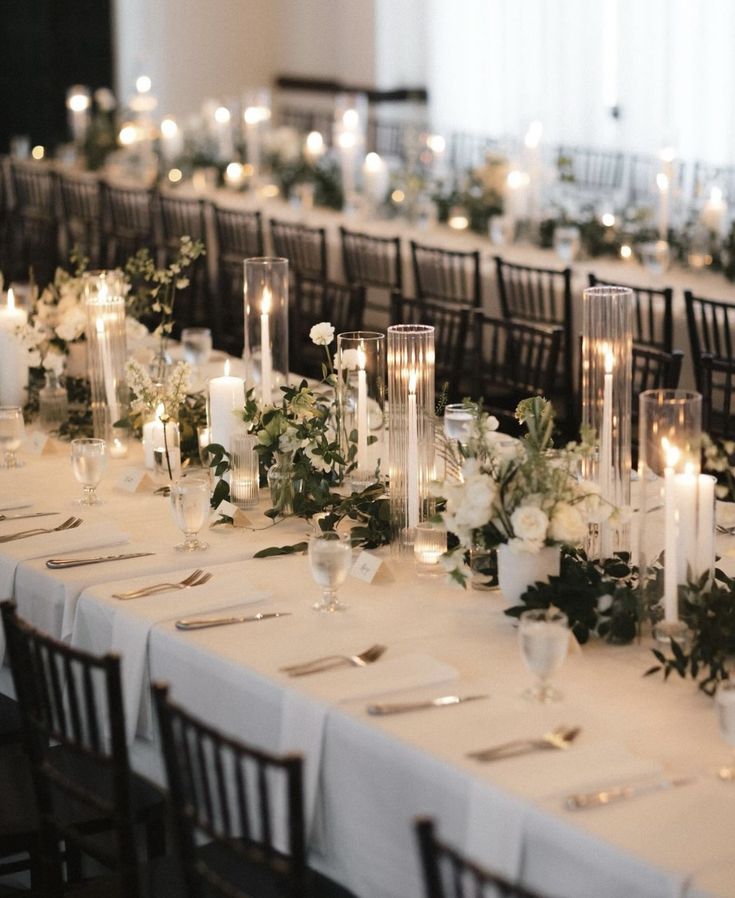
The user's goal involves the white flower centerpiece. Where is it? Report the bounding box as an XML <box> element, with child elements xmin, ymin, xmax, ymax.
<box><xmin>440</xmin><ymin>397</ymin><xmax>613</xmax><ymax>602</ymax></box>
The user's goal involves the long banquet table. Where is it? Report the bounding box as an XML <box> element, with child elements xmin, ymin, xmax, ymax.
<box><xmin>3</xmin><ymin>428</ymin><xmax>735</xmax><ymax>895</ymax></box>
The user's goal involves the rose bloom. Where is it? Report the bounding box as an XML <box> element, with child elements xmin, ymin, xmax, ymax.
<box><xmin>339</xmin><ymin>348</ymin><xmax>360</xmax><ymax>370</ymax></box>
<box><xmin>510</xmin><ymin>504</ymin><xmax>549</xmax><ymax>543</ymax></box>
<box><xmin>548</xmin><ymin>502</ymin><xmax>587</xmax><ymax>545</ymax></box>
<box><xmin>310</xmin><ymin>322</ymin><xmax>335</xmax><ymax>346</ymax></box>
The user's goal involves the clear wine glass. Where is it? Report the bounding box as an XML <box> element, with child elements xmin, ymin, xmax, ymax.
<box><xmin>70</xmin><ymin>438</ymin><xmax>107</xmax><ymax>505</ymax></box>
<box><xmin>169</xmin><ymin>477</ymin><xmax>210</xmax><ymax>552</ymax></box>
<box><xmin>519</xmin><ymin>609</ymin><xmax>569</xmax><ymax>702</ymax></box>
<box><xmin>308</xmin><ymin>531</ymin><xmax>352</xmax><ymax>612</ymax></box>
<box><xmin>0</xmin><ymin>407</ymin><xmax>25</xmax><ymax>469</ymax></box>
<box><xmin>181</xmin><ymin>327</ymin><xmax>212</xmax><ymax>370</ymax></box>
<box><xmin>715</xmin><ymin>680</ymin><xmax>735</xmax><ymax>780</ymax></box>
<box><xmin>443</xmin><ymin>403</ymin><xmax>475</xmax><ymax>445</ymax></box>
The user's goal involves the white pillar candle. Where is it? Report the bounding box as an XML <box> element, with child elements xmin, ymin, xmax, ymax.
<box><xmin>243</xmin><ymin>105</ymin><xmax>269</xmax><ymax>172</ymax></box>
<box><xmin>142</xmin><ymin>416</ymin><xmax>157</xmax><ymax>469</ymax></box>
<box><xmin>426</xmin><ymin>134</ymin><xmax>446</xmax><ymax>178</ymax></box>
<box><xmin>209</xmin><ymin>360</ymin><xmax>245</xmax><ymax>452</ymax></box>
<box><xmin>224</xmin><ymin>162</ymin><xmax>244</xmax><ymax>190</ymax></box>
<box><xmin>160</xmin><ymin>116</ymin><xmax>183</xmax><ymax>162</ymax></box>
<box><xmin>260</xmin><ymin>287</ymin><xmax>272</xmax><ymax>405</ymax></box>
<box><xmin>362</xmin><ymin>152</ymin><xmax>389</xmax><ymax>206</ymax></box>
<box><xmin>673</xmin><ymin>464</ymin><xmax>698</xmax><ymax>586</ymax></box>
<box><xmin>407</xmin><ymin>371</ymin><xmax>419</xmax><ymax>531</ymax></box>
<box><xmin>304</xmin><ymin>131</ymin><xmax>325</xmax><ymax>165</ymax></box>
<box><xmin>357</xmin><ymin>345</ymin><xmax>368</xmax><ymax>472</ymax></box>
<box><xmin>337</xmin><ymin>131</ymin><xmax>357</xmax><ymax>198</ymax></box>
<box><xmin>662</xmin><ymin>439</ymin><xmax>679</xmax><ymax>624</ymax></box>
<box><xmin>0</xmin><ymin>289</ymin><xmax>29</xmax><ymax>406</ymax></box>
<box><xmin>656</xmin><ymin>171</ymin><xmax>670</xmax><ymax>240</ymax></box>
<box><xmin>599</xmin><ymin>347</ymin><xmax>614</xmax><ymax>559</ymax></box>
<box><xmin>701</xmin><ymin>186</ymin><xmax>727</xmax><ymax>235</ymax></box>
<box><xmin>214</xmin><ymin>106</ymin><xmax>234</xmax><ymax>161</ymax></box>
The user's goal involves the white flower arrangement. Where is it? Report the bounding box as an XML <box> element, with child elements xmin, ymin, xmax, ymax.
<box><xmin>310</xmin><ymin>321</ymin><xmax>335</xmax><ymax>346</ymax></box>
<box><xmin>440</xmin><ymin>398</ymin><xmax>607</xmax><ymax>577</ymax></box>
<box><xmin>125</xmin><ymin>358</ymin><xmax>191</xmax><ymax>421</ymax></box>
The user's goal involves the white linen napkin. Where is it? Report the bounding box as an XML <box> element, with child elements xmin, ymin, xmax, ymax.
<box><xmin>107</xmin><ymin>571</ymin><xmax>270</xmax><ymax>743</ymax></box>
<box><xmin>0</xmin><ymin>497</ymin><xmax>33</xmax><ymax>512</ymax></box>
<box><xmin>0</xmin><ymin>522</ymin><xmax>130</xmax><ymax>600</ymax></box>
<box><xmin>279</xmin><ymin>653</ymin><xmax>458</xmax><ymax>837</ymax></box>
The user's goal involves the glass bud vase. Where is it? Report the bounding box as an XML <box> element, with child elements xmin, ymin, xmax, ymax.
<box><xmin>38</xmin><ymin>371</ymin><xmax>69</xmax><ymax>431</ymax></box>
<box><xmin>268</xmin><ymin>451</ymin><xmax>298</xmax><ymax>516</ymax></box>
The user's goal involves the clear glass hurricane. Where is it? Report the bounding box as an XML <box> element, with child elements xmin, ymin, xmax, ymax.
<box><xmin>0</xmin><ymin>407</ymin><xmax>25</xmax><ymax>469</ymax></box>
<box><xmin>308</xmin><ymin>531</ymin><xmax>352</xmax><ymax>612</ymax></box>
<box><xmin>70</xmin><ymin>438</ymin><xmax>107</xmax><ymax>505</ymax></box>
<box><xmin>716</xmin><ymin>680</ymin><xmax>735</xmax><ymax>781</ymax></box>
<box><xmin>169</xmin><ymin>477</ymin><xmax>210</xmax><ymax>552</ymax></box>
<box><xmin>519</xmin><ymin>609</ymin><xmax>569</xmax><ymax>702</ymax></box>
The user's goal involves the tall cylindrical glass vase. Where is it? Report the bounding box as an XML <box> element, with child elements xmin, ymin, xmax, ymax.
<box><xmin>244</xmin><ymin>258</ymin><xmax>289</xmax><ymax>407</ymax></box>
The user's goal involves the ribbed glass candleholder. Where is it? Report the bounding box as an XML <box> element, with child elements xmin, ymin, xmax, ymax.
<box><xmin>337</xmin><ymin>331</ymin><xmax>386</xmax><ymax>490</ymax></box>
<box><xmin>387</xmin><ymin>324</ymin><xmax>435</xmax><ymax>552</ymax></box>
<box><xmin>244</xmin><ymin>258</ymin><xmax>289</xmax><ymax>407</ymax></box>
<box><xmin>581</xmin><ymin>285</ymin><xmax>633</xmax><ymax>559</ymax></box>
<box><xmin>84</xmin><ymin>271</ymin><xmax>129</xmax><ymax>451</ymax></box>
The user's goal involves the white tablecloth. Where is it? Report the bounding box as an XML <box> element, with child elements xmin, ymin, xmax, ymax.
<box><xmin>3</xmin><ymin>444</ymin><xmax>735</xmax><ymax>897</ymax></box>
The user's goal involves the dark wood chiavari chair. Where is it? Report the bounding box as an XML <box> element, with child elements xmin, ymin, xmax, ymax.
<box><xmin>366</xmin><ymin>119</ymin><xmax>408</xmax><ymax>160</ymax></box>
<box><xmin>9</xmin><ymin>160</ymin><xmax>58</xmax><ymax>284</ymax></box>
<box><xmin>340</xmin><ymin>225</ymin><xmax>402</xmax><ymax>327</ymax></box>
<box><xmin>277</xmin><ymin>107</ymin><xmax>333</xmax><ymax>141</ymax></box>
<box><xmin>390</xmin><ymin>294</ymin><xmax>471</xmax><ymax>402</ymax></box>
<box><xmin>684</xmin><ymin>290</ymin><xmax>735</xmax><ymax>391</ymax></box>
<box><xmin>410</xmin><ymin>240</ymin><xmax>481</xmax><ymax>308</ymax></box>
<box><xmin>0</xmin><ymin>602</ymin><xmax>173</xmax><ymax>898</ymax></box>
<box><xmin>627</xmin><ymin>153</ymin><xmax>686</xmax><ymax>204</ymax></box>
<box><xmin>701</xmin><ymin>353</ymin><xmax>735</xmax><ymax>439</ymax></box>
<box><xmin>57</xmin><ymin>171</ymin><xmax>104</xmax><ymax>267</ymax></box>
<box><xmin>416</xmin><ymin>819</ymin><xmax>546</xmax><ymax>898</ymax></box>
<box><xmin>494</xmin><ymin>256</ymin><xmax>574</xmax><ymax>426</ymax></box>
<box><xmin>632</xmin><ymin>345</ymin><xmax>684</xmax><ymax>455</ymax></box>
<box><xmin>588</xmin><ymin>273</ymin><xmax>673</xmax><ymax>352</ymax></box>
<box><xmin>556</xmin><ymin>145</ymin><xmax>625</xmax><ymax>192</ymax></box>
<box><xmin>212</xmin><ymin>206</ymin><xmax>264</xmax><ymax>355</ymax></box>
<box><xmin>153</xmin><ymin>683</ymin><xmax>352</xmax><ymax>898</ymax></box>
<box><xmin>270</xmin><ymin>218</ymin><xmax>328</xmax><ymax>281</ymax></box>
<box><xmin>103</xmin><ymin>183</ymin><xmax>157</xmax><ymax>269</ymax></box>
<box><xmin>473</xmin><ymin>313</ymin><xmax>563</xmax><ymax>434</ymax></box>
<box><xmin>291</xmin><ymin>275</ymin><xmax>366</xmax><ymax>377</ymax></box>
<box><xmin>157</xmin><ymin>194</ymin><xmax>210</xmax><ymax>333</ymax></box>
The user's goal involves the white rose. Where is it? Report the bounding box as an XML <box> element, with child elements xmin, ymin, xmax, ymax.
<box><xmin>310</xmin><ymin>322</ymin><xmax>335</xmax><ymax>346</ymax></box>
<box><xmin>510</xmin><ymin>504</ymin><xmax>549</xmax><ymax>543</ymax></box>
<box><xmin>43</xmin><ymin>349</ymin><xmax>66</xmax><ymax>376</ymax></box>
<box><xmin>125</xmin><ymin>316</ymin><xmax>149</xmax><ymax>343</ymax></box>
<box><xmin>548</xmin><ymin>502</ymin><xmax>587</xmax><ymax>545</ymax></box>
<box><xmin>339</xmin><ymin>348</ymin><xmax>360</xmax><ymax>370</ymax></box>
<box><xmin>26</xmin><ymin>348</ymin><xmax>42</xmax><ymax>369</ymax></box>
<box><xmin>455</xmin><ymin>477</ymin><xmax>495</xmax><ymax>529</ymax></box>
<box><xmin>56</xmin><ymin>306</ymin><xmax>87</xmax><ymax>342</ymax></box>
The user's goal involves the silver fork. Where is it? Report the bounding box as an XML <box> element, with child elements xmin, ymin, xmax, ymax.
<box><xmin>112</xmin><ymin>569</ymin><xmax>212</xmax><ymax>600</ymax></box>
<box><xmin>280</xmin><ymin>644</ymin><xmax>387</xmax><ymax>677</ymax></box>
<box><xmin>0</xmin><ymin>517</ymin><xmax>82</xmax><ymax>544</ymax></box>
<box><xmin>467</xmin><ymin>725</ymin><xmax>581</xmax><ymax>762</ymax></box>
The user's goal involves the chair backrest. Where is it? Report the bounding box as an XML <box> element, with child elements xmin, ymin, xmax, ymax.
<box><xmin>684</xmin><ymin>290</ymin><xmax>735</xmax><ymax>391</ymax></box>
<box><xmin>293</xmin><ymin>275</ymin><xmax>366</xmax><ymax>336</ymax></box>
<box><xmin>104</xmin><ymin>183</ymin><xmax>156</xmax><ymax>267</ymax></box>
<box><xmin>10</xmin><ymin>161</ymin><xmax>57</xmax><ymax>215</ymax></box>
<box><xmin>474</xmin><ymin>313</ymin><xmax>563</xmax><ymax>413</ymax></box>
<box><xmin>701</xmin><ymin>353</ymin><xmax>735</xmax><ymax>439</ymax></box>
<box><xmin>494</xmin><ymin>257</ymin><xmax>571</xmax><ymax>331</ymax></box>
<box><xmin>213</xmin><ymin>206</ymin><xmax>264</xmax><ymax>262</ymax></box>
<box><xmin>416</xmin><ymin>818</ymin><xmax>544</xmax><ymax>898</ymax></box>
<box><xmin>366</xmin><ymin>119</ymin><xmax>408</xmax><ymax>160</ymax></box>
<box><xmin>340</xmin><ymin>226</ymin><xmax>402</xmax><ymax>291</ymax></box>
<box><xmin>691</xmin><ymin>160</ymin><xmax>735</xmax><ymax>201</ymax></box>
<box><xmin>588</xmin><ymin>273</ymin><xmax>673</xmax><ymax>352</ymax></box>
<box><xmin>270</xmin><ymin>218</ymin><xmax>327</xmax><ymax>280</ymax></box>
<box><xmin>391</xmin><ymin>294</ymin><xmax>470</xmax><ymax>401</ymax></box>
<box><xmin>153</xmin><ymin>683</ymin><xmax>306</xmax><ymax>898</ymax></box>
<box><xmin>449</xmin><ymin>131</ymin><xmax>501</xmax><ymax>173</ymax></box>
<box><xmin>632</xmin><ymin>344</ymin><xmax>684</xmax><ymax>434</ymax></box>
<box><xmin>556</xmin><ymin>145</ymin><xmax>625</xmax><ymax>191</ymax></box>
<box><xmin>58</xmin><ymin>172</ymin><xmax>103</xmax><ymax>266</ymax></box>
<box><xmin>1</xmin><ymin>601</ymin><xmax>141</xmax><ymax>897</ymax></box>
<box><xmin>410</xmin><ymin>241</ymin><xmax>481</xmax><ymax>307</ymax></box>
<box><xmin>158</xmin><ymin>195</ymin><xmax>208</xmax><ymax>250</ymax></box>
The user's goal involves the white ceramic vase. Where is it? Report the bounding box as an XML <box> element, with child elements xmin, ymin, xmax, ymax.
<box><xmin>496</xmin><ymin>543</ymin><xmax>561</xmax><ymax>606</ymax></box>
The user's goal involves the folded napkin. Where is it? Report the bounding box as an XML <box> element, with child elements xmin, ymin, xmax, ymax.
<box><xmin>0</xmin><ymin>497</ymin><xmax>33</xmax><ymax>512</ymax></box>
<box><xmin>279</xmin><ymin>653</ymin><xmax>458</xmax><ymax>838</ymax></box>
<box><xmin>0</xmin><ymin>522</ymin><xmax>130</xmax><ymax>601</ymax></box>
<box><xmin>104</xmin><ymin>569</ymin><xmax>270</xmax><ymax>743</ymax></box>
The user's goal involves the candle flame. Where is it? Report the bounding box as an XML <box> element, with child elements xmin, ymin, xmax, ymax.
<box><xmin>656</xmin><ymin>172</ymin><xmax>669</xmax><ymax>193</ymax></box>
<box><xmin>261</xmin><ymin>286</ymin><xmax>271</xmax><ymax>315</ymax></box>
<box><xmin>224</xmin><ymin>359</ymin><xmax>230</xmax><ymax>377</ymax></box>
<box><xmin>710</xmin><ymin>186</ymin><xmax>723</xmax><ymax>204</ymax></box>
<box><xmin>7</xmin><ymin>288</ymin><xmax>14</xmax><ymax>311</ymax></box>
<box><xmin>408</xmin><ymin>371</ymin><xmax>417</xmax><ymax>394</ymax></box>
<box><xmin>603</xmin><ymin>346</ymin><xmax>614</xmax><ymax>374</ymax></box>
<box><xmin>155</xmin><ymin>402</ymin><xmax>165</xmax><ymax>420</ymax></box>
<box><xmin>662</xmin><ymin>437</ymin><xmax>680</xmax><ymax>468</ymax></box>
<box><xmin>684</xmin><ymin>462</ymin><xmax>697</xmax><ymax>476</ymax></box>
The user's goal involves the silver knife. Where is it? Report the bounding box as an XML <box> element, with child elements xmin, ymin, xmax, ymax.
<box><xmin>176</xmin><ymin>612</ymin><xmax>291</xmax><ymax>630</ymax></box>
<box><xmin>367</xmin><ymin>694</ymin><xmax>489</xmax><ymax>716</ymax></box>
<box><xmin>0</xmin><ymin>512</ymin><xmax>59</xmax><ymax>522</ymax></box>
<box><xmin>565</xmin><ymin>776</ymin><xmax>694</xmax><ymax>811</ymax></box>
<box><xmin>45</xmin><ymin>552</ymin><xmax>156</xmax><ymax>569</ymax></box>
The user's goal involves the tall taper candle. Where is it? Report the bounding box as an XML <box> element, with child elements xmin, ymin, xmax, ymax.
<box><xmin>407</xmin><ymin>371</ymin><xmax>419</xmax><ymax>531</ymax></box>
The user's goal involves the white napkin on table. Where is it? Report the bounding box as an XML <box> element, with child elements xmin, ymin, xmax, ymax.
<box><xmin>104</xmin><ymin>571</ymin><xmax>269</xmax><ymax>743</ymax></box>
<box><xmin>0</xmin><ymin>497</ymin><xmax>33</xmax><ymax>512</ymax></box>
<box><xmin>279</xmin><ymin>653</ymin><xmax>458</xmax><ymax>837</ymax></box>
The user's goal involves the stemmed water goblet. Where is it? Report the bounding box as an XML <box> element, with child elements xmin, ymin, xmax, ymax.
<box><xmin>308</xmin><ymin>531</ymin><xmax>352</xmax><ymax>612</ymax></box>
<box><xmin>519</xmin><ymin>608</ymin><xmax>569</xmax><ymax>702</ymax></box>
<box><xmin>443</xmin><ymin>403</ymin><xmax>475</xmax><ymax>446</ymax></box>
<box><xmin>70</xmin><ymin>438</ymin><xmax>107</xmax><ymax>505</ymax></box>
<box><xmin>169</xmin><ymin>477</ymin><xmax>210</xmax><ymax>552</ymax></box>
<box><xmin>0</xmin><ymin>407</ymin><xmax>25</xmax><ymax>469</ymax></box>
<box><xmin>715</xmin><ymin>680</ymin><xmax>735</xmax><ymax>780</ymax></box>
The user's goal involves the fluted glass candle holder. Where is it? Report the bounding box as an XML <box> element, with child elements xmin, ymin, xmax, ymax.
<box><xmin>337</xmin><ymin>331</ymin><xmax>386</xmax><ymax>490</ymax></box>
<box><xmin>388</xmin><ymin>324</ymin><xmax>435</xmax><ymax>551</ymax></box>
<box><xmin>231</xmin><ymin>431</ymin><xmax>260</xmax><ymax>509</ymax></box>
<box><xmin>581</xmin><ymin>285</ymin><xmax>633</xmax><ymax>559</ymax></box>
<box><xmin>242</xmin><ymin>87</ymin><xmax>272</xmax><ymax>176</ymax></box>
<box><xmin>637</xmin><ymin>390</ymin><xmax>710</xmax><ymax>642</ymax></box>
<box><xmin>84</xmin><ymin>271</ymin><xmax>129</xmax><ymax>453</ymax></box>
<box><xmin>244</xmin><ymin>258</ymin><xmax>289</xmax><ymax>406</ymax></box>
<box><xmin>333</xmin><ymin>92</ymin><xmax>367</xmax><ymax>204</ymax></box>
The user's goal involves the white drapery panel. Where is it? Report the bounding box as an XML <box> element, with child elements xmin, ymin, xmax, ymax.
<box><xmin>425</xmin><ymin>0</ymin><xmax>735</xmax><ymax>165</ymax></box>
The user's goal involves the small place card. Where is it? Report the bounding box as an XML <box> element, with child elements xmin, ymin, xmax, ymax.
<box><xmin>213</xmin><ymin>500</ymin><xmax>253</xmax><ymax>528</ymax></box>
<box><xmin>25</xmin><ymin>431</ymin><xmax>52</xmax><ymax>456</ymax></box>
<box><xmin>116</xmin><ymin>468</ymin><xmax>151</xmax><ymax>493</ymax></box>
<box><xmin>350</xmin><ymin>550</ymin><xmax>393</xmax><ymax>584</ymax></box>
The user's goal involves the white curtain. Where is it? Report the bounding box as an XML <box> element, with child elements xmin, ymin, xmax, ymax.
<box><xmin>425</xmin><ymin>0</ymin><xmax>735</xmax><ymax>165</ymax></box>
